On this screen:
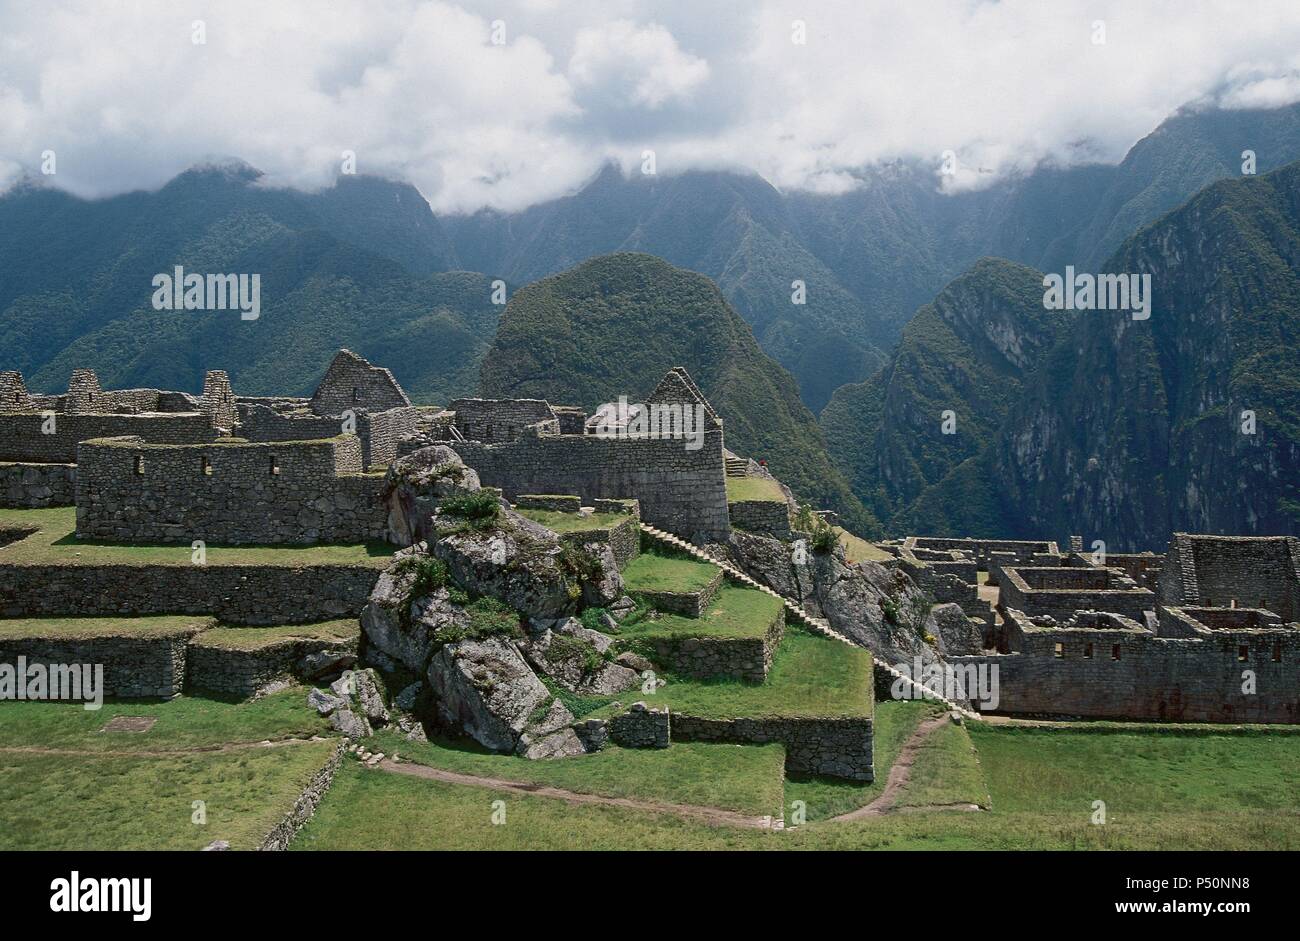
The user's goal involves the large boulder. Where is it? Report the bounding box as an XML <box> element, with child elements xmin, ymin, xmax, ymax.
<box><xmin>361</xmin><ymin>547</ymin><xmax>472</xmax><ymax>673</ymax></box>
<box><xmin>578</xmin><ymin>543</ymin><xmax>624</xmax><ymax>607</ymax></box>
<box><xmin>431</xmin><ymin>508</ymin><xmax>578</xmax><ymax>619</ymax></box>
<box><xmin>426</xmin><ymin>635</ymin><xmax>576</xmax><ymax>755</ymax></box>
<box><xmin>520</xmin><ymin>618</ymin><xmax>639</xmax><ymax>697</ymax></box>
<box><xmin>929</xmin><ymin>602</ymin><xmax>986</xmax><ymax>656</ymax></box>
<box><xmin>383</xmin><ymin>446</ymin><xmax>481</xmax><ymax>547</ymax></box>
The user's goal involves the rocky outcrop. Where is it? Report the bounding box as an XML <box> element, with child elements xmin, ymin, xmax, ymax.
<box><xmin>930</xmin><ymin>602</ymin><xmax>986</xmax><ymax>656</ymax></box>
<box><xmin>720</xmin><ymin>530</ymin><xmax>941</xmax><ymax>668</ymax></box>
<box><xmin>520</xmin><ymin>618</ymin><xmax>639</xmax><ymax>697</ymax></box>
<box><xmin>383</xmin><ymin>446</ymin><xmax>481</xmax><ymax>546</ymax></box>
<box><xmin>426</xmin><ymin>635</ymin><xmax>580</xmax><ymax>757</ymax></box>
<box><xmin>361</xmin><ymin>549</ymin><xmax>470</xmax><ymax>673</ymax></box>
<box><xmin>431</xmin><ymin>507</ymin><xmax>579</xmax><ymax>618</ymax></box>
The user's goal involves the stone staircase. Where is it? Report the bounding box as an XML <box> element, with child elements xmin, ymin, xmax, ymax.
<box><xmin>724</xmin><ymin>456</ymin><xmax>749</xmax><ymax>478</ymax></box>
<box><xmin>637</xmin><ymin>522</ymin><xmax>981</xmax><ymax>719</ymax></box>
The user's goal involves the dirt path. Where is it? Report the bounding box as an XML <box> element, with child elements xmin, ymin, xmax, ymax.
<box><xmin>371</xmin><ymin>757</ymin><xmax>781</xmax><ymax>830</ymax></box>
<box><xmin>829</xmin><ymin>713</ymin><xmax>981</xmax><ymax>821</ymax></box>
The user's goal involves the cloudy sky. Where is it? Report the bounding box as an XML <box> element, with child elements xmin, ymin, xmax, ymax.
<box><xmin>2</xmin><ymin>0</ymin><xmax>1300</xmax><ymax>212</ymax></box>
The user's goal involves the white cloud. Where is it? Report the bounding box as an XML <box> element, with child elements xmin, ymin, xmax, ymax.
<box><xmin>1</xmin><ymin>0</ymin><xmax>1299</xmax><ymax>212</ymax></box>
<box><xmin>569</xmin><ymin>19</ymin><xmax>709</xmax><ymax>109</ymax></box>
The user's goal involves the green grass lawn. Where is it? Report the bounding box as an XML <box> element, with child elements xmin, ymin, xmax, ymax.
<box><xmin>0</xmin><ymin>507</ymin><xmax>392</xmax><ymax>567</ymax></box>
<box><xmin>617</xmin><ymin>584</ymin><xmax>781</xmax><ymax>642</ymax></box>
<box><xmin>894</xmin><ymin>719</ymin><xmax>989</xmax><ymax>809</ymax></box>
<box><xmin>621</xmin><ymin>552</ymin><xmax>720</xmax><ymax>593</ymax></box>
<box><xmin>725</xmin><ymin>477</ymin><xmax>786</xmax><ymax>503</ymax></box>
<box><xmin>192</xmin><ymin>619</ymin><xmax>360</xmax><ymax>651</ymax></box>
<box><xmin>516</xmin><ymin>509</ymin><xmax>629</xmax><ymax>534</ymax></box>
<box><xmin>0</xmin><ymin>740</ymin><xmax>337</xmax><ymax>850</ymax></box>
<box><xmin>0</xmin><ymin>615</ymin><xmax>211</xmax><ymax>640</ymax></box>
<box><xmin>599</xmin><ymin>626</ymin><xmax>874</xmax><ymax>720</ymax></box>
<box><xmin>369</xmin><ymin>730</ymin><xmax>786</xmax><ymax>817</ymax></box>
<box><xmin>0</xmin><ymin>687</ymin><xmax>329</xmax><ymax>752</ymax></box>
<box><xmin>293</xmin><ymin>718</ymin><xmax>1300</xmax><ymax>850</ymax></box>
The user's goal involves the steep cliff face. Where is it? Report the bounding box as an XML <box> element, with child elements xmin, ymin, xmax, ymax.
<box><xmin>984</xmin><ymin>163</ymin><xmax>1300</xmax><ymax>550</ymax></box>
<box><xmin>821</xmin><ymin>258</ymin><xmax>1066</xmax><ymax>523</ymax></box>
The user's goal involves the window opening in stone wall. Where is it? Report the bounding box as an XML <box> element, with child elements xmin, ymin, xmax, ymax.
<box><xmin>1273</xmin><ymin>643</ymin><xmax>1282</xmax><ymax>663</ymax></box>
<box><xmin>1054</xmin><ymin>642</ymin><xmax>1063</xmax><ymax>658</ymax></box>
<box><xmin>1238</xmin><ymin>645</ymin><xmax>1249</xmax><ymax>662</ymax></box>
<box><xmin>270</xmin><ymin>454</ymin><xmax>280</xmax><ymax>476</ymax></box>
<box><xmin>1083</xmin><ymin>642</ymin><xmax>1093</xmax><ymax>659</ymax></box>
<box><xmin>201</xmin><ymin>455</ymin><xmax>212</xmax><ymax>476</ymax></box>
<box><xmin>134</xmin><ymin>454</ymin><xmax>145</xmax><ymax>475</ymax></box>
<box><xmin>1111</xmin><ymin>644</ymin><xmax>1121</xmax><ymax>661</ymax></box>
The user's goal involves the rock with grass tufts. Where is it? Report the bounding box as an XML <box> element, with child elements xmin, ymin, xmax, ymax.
<box><xmin>383</xmin><ymin>445</ymin><xmax>481</xmax><ymax>547</ymax></box>
<box><xmin>361</xmin><ymin>547</ymin><xmax>472</xmax><ymax>673</ymax></box>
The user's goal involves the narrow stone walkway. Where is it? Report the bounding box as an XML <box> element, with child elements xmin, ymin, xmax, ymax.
<box><xmin>369</xmin><ymin>758</ymin><xmax>782</xmax><ymax>830</ymax></box>
<box><xmin>828</xmin><ymin>714</ymin><xmax>981</xmax><ymax>821</ymax></box>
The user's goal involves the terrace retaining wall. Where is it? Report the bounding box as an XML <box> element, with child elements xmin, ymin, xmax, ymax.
<box><xmin>0</xmin><ymin>463</ymin><xmax>76</xmax><ymax>508</ymax></box>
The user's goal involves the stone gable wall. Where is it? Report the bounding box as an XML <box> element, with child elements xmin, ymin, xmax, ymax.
<box><xmin>74</xmin><ymin>436</ymin><xmax>387</xmax><ymax>544</ymax></box>
<box><xmin>309</xmin><ymin>350</ymin><xmax>410</xmax><ymax>416</ymax></box>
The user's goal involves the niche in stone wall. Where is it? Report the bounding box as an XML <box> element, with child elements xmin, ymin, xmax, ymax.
<box><xmin>134</xmin><ymin>454</ymin><xmax>145</xmax><ymax>475</ymax></box>
<box><xmin>201</xmin><ymin>455</ymin><xmax>213</xmax><ymax>477</ymax></box>
<box><xmin>270</xmin><ymin>454</ymin><xmax>280</xmax><ymax>476</ymax></box>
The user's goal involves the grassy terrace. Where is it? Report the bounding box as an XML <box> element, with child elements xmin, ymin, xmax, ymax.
<box><xmin>0</xmin><ymin>686</ymin><xmax>329</xmax><ymax>752</ymax></box>
<box><xmin>725</xmin><ymin>476</ymin><xmax>786</xmax><ymax>503</ymax></box>
<box><xmin>600</xmin><ymin>626</ymin><xmax>873</xmax><ymax>720</ymax></box>
<box><xmin>0</xmin><ymin>507</ymin><xmax>392</xmax><ymax>567</ymax></box>
<box><xmin>836</xmin><ymin>528</ymin><xmax>893</xmax><ymax>564</ymax></box>
<box><xmin>191</xmin><ymin>619</ymin><xmax>360</xmax><ymax>651</ymax></box>
<box><xmin>367</xmin><ymin>732</ymin><xmax>787</xmax><ymax>818</ymax></box>
<box><xmin>617</xmin><ymin>584</ymin><xmax>780</xmax><ymax>641</ymax></box>
<box><xmin>515</xmin><ymin>509</ymin><xmax>628</xmax><ymax>534</ymax></box>
<box><xmin>621</xmin><ymin>552</ymin><xmax>720</xmax><ymax>593</ymax></box>
<box><xmin>0</xmin><ymin>615</ymin><xmax>211</xmax><ymax>640</ymax></box>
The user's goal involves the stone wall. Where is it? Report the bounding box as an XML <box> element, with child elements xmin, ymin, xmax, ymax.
<box><xmin>238</xmin><ymin>404</ymin><xmax>418</xmax><ymax>470</ymax></box>
<box><xmin>450</xmin><ymin>427</ymin><xmax>730</xmax><ymax>542</ymax></box>
<box><xmin>629</xmin><ymin>605</ymin><xmax>782</xmax><ymax>682</ymax></box>
<box><xmin>75</xmin><ymin>435</ymin><xmax>387</xmax><ymax>544</ymax></box>
<box><xmin>0</xmin><ymin>462</ymin><xmax>76</xmax><ymax>508</ymax></box>
<box><xmin>258</xmin><ymin>741</ymin><xmax>346</xmax><ymax>851</ymax></box>
<box><xmin>0</xmin><ymin>563</ymin><xmax>381</xmax><ymax>624</ymax></box>
<box><xmin>200</xmin><ymin>370</ymin><xmax>238</xmax><ymax>432</ymax></box>
<box><xmin>671</xmin><ymin>713</ymin><xmax>874</xmax><ymax>781</ymax></box>
<box><xmin>449</xmin><ymin>398</ymin><xmax>557</xmax><ymax>443</ymax></box>
<box><xmin>186</xmin><ymin>631</ymin><xmax>361</xmax><ymax>698</ymax></box>
<box><xmin>0</xmin><ymin>371</ymin><xmax>32</xmax><ymax>412</ymax></box>
<box><xmin>0</xmin><ymin>412</ymin><xmax>218</xmax><ymax>463</ymax></box>
<box><xmin>999</xmin><ymin>565</ymin><xmax>1155</xmax><ymax>621</ymax></box>
<box><xmin>1159</xmin><ymin>534</ymin><xmax>1300</xmax><ymax>619</ymax></box>
<box><xmin>729</xmin><ymin>499</ymin><xmax>791</xmax><ymax>538</ymax></box>
<box><xmin>557</xmin><ymin>518</ymin><xmax>641</xmax><ymax>570</ymax></box>
<box><xmin>0</xmin><ymin>628</ymin><xmax>202</xmax><ymax>698</ymax></box>
<box><xmin>906</xmin><ymin>536</ymin><xmax>1059</xmax><ymax>563</ymax></box>
<box><xmin>360</xmin><ymin>407</ymin><xmax>421</xmax><ymax>469</ymax></box>
<box><xmin>515</xmin><ymin>494</ymin><xmax>582</xmax><ymax>512</ymax></box>
<box><xmin>608</xmin><ymin>702</ymin><xmax>670</xmax><ymax>748</ymax></box>
<box><xmin>953</xmin><ymin>608</ymin><xmax>1300</xmax><ymax>722</ymax></box>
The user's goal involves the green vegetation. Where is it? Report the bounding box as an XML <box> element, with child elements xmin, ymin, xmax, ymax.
<box><xmin>438</xmin><ymin>491</ymin><xmax>501</xmax><ymax>530</ymax></box>
<box><xmin>835</xmin><ymin>527</ymin><xmax>893</xmax><ymax>563</ymax></box>
<box><xmin>603</xmin><ymin>626</ymin><xmax>873</xmax><ymax>720</ymax></box>
<box><xmin>621</xmin><ymin>552</ymin><xmax>720</xmax><ymax>594</ymax></box>
<box><xmin>725</xmin><ymin>476</ymin><xmax>786</xmax><ymax>503</ymax></box>
<box><xmin>0</xmin><ymin>507</ymin><xmax>392</xmax><ymax>567</ymax></box>
<box><xmin>0</xmin><ymin>615</ymin><xmax>210</xmax><ymax>640</ymax></box>
<box><xmin>0</xmin><ymin>686</ymin><xmax>329</xmax><ymax>752</ymax></box>
<box><xmin>0</xmin><ymin>741</ymin><xmax>337</xmax><ymax>850</ymax></box>
<box><xmin>516</xmin><ymin>510</ymin><xmax>627</xmax><ymax>533</ymax></box>
<box><xmin>477</xmin><ymin>252</ymin><xmax>880</xmax><ymax>536</ymax></box>
<box><xmin>366</xmin><ymin>731</ymin><xmax>787</xmax><ymax>817</ymax></box>
<box><xmin>190</xmin><ymin>619</ymin><xmax>359</xmax><ymax>651</ymax></box>
<box><xmin>894</xmin><ymin>719</ymin><xmax>988</xmax><ymax>809</ymax></box>
<box><xmin>617</xmin><ymin>584</ymin><xmax>780</xmax><ymax>642</ymax></box>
